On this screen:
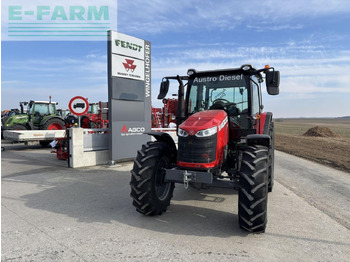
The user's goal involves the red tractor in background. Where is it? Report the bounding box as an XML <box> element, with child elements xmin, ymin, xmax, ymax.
<box><xmin>151</xmin><ymin>98</ymin><xmax>178</xmax><ymax>128</ymax></box>
<box><xmin>130</xmin><ymin>64</ymin><xmax>280</xmax><ymax>233</ymax></box>
<box><xmin>80</xmin><ymin>102</ymin><xmax>109</xmax><ymax>128</ymax></box>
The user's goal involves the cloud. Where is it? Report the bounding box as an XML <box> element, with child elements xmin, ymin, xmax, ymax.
<box><xmin>118</xmin><ymin>0</ymin><xmax>350</xmax><ymax>34</ymax></box>
<box><xmin>148</xmin><ymin>41</ymin><xmax>350</xmax><ymax>109</ymax></box>
<box><xmin>246</xmin><ymin>24</ymin><xmax>304</xmax><ymax>32</ymax></box>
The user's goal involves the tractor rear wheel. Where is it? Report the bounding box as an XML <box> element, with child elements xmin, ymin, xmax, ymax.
<box><xmin>130</xmin><ymin>141</ymin><xmax>175</xmax><ymax>216</ymax></box>
<box><xmin>42</xmin><ymin>118</ymin><xmax>65</xmax><ymax>130</ymax></box>
<box><xmin>238</xmin><ymin>145</ymin><xmax>269</xmax><ymax>233</ymax></box>
<box><xmin>81</xmin><ymin>116</ymin><xmax>91</xmax><ymax>128</ymax></box>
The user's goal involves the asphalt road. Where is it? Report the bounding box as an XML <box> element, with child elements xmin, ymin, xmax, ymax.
<box><xmin>1</xmin><ymin>143</ymin><xmax>350</xmax><ymax>261</ymax></box>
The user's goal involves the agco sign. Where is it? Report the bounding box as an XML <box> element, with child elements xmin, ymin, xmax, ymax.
<box><xmin>121</xmin><ymin>125</ymin><xmax>145</xmax><ymax>136</ymax></box>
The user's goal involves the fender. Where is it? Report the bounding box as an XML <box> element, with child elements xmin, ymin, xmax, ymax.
<box><xmin>246</xmin><ymin>134</ymin><xmax>270</xmax><ymax>148</ymax></box>
<box><xmin>144</xmin><ymin>131</ymin><xmax>177</xmax><ymax>162</ymax></box>
<box><xmin>41</xmin><ymin>116</ymin><xmax>64</xmax><ymax>126</ymax></box>
<box><xmin>262</xmin><ymin>112</ymin><xmax>273</xmax><ymax>135</ymax></box>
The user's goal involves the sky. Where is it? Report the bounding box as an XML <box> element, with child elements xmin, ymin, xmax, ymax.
<box><xmin>1</xmin><ymin>0</ymin><xmax>350</xmax><ymax>118</ymax></box>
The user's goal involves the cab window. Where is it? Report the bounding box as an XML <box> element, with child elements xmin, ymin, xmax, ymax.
<box><xmin>251</xmin><ymin>77</ymin><xmax>260</xmax><ymax>115</ymax></box>
<box><xmin>34</xmin><ymin>104</ymin><xmax>50</xmax><ymax>115</ymax></box>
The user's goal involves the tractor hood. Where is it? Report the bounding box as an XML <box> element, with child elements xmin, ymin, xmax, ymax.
<box><xmin>179</xmin><ymin>110</ymin><xmax>227</xmax><ymax>134</ymax></box>
<box><xmin>5</xmin><ymin>114</ymin><xmax>28</xmax><ymax>126</ymax></box>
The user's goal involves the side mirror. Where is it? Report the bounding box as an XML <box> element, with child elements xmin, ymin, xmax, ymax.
<box><xmin>266</xmin><ymin>70</ymin><xmax>280</xmax><ymax>95</ymax></box>
<box><xmin>158</xmin><ymin>79</ymin><xmax>169</xmax><ymax>99</ymax></box>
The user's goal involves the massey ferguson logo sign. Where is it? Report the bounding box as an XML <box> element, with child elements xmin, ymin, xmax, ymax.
<box><xmin>112</xmin><ymin>54</ymin><xmax>144</xmax><ymax>81</ymax></box>
<box><xmin>121</xmin><ymin>125</ymin><xmax>145</xmax><ymax>136</ymax></box>
<box><xmin>123</xmin><ymin>59</ymin><xmax>136</xmax><ymax>72</ymax></box>
<box><xmin>110</xmin><ymin>31</ymin><xmax>148</xmax><ymax>81</ymax></box>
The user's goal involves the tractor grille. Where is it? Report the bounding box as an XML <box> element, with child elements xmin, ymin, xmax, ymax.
<box><xmin>178</xmin><ymin>135</ymin><xmax>217</xmax><ymax>163</ymax></box>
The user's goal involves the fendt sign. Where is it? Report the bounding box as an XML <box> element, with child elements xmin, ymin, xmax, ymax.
<box><xmin>115</xmin><ymin>40</ymin><xmax>143</xmax><ymax>52</ymax></box>
<box><xmin>108</xmin><ymin>31</ymin><xmax>151</xmax><ymax>161</ymax></box>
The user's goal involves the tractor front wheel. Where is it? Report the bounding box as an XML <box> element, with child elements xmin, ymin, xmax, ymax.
<box><xmin>7</xmin><ymin>123</ymin><xmax>28</xmax><ymax>131</ymax></box>
<box><xmin>130</xmin><ymin>141</ymin><xmax>175</xmax><ymax>216</ymax></box>
<box><xmin>39</xmin><ymin>141</ymin><xmax>50</xmax><ymax>147</ymax></box>
<box><xmin>238</xmin><ymin>145</ymin><xmax>269</xmax><ymax>233</ymax></box>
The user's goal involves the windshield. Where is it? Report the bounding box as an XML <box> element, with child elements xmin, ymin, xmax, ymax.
<box><xmin>28</xmin><ymin>103</ymin><xmax>55</xmax><ymax>115</ymax></box>
<box><xmin>187</xmin><ymin>74</ymin><xmax>248</xmax><ymax>115</ymax></box>
<box><xmin>88</xmin><ymin>104</ymin><xmax>99</xmax><ymax>114</ymax></box>
<box><xmin>34</xmin><ymin>104</ymin><xmax>50</xmax><ymax>115</ymax></box>
<box><xmin>27</xmin><ymin>102</ymin><xmax>33</xmax><ymax>115</ymax></box>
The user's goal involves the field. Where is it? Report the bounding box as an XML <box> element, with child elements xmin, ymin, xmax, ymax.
<box><xmin>274</xmin><ymin>118</ymin><xmax>350</xmax><ymax>173</ymax></box>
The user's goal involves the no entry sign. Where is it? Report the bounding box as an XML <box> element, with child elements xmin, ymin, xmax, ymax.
<box><xmin>68</xmin><ymin>96</ymin><xmax>89</xmax><ymax>116</ymax></box>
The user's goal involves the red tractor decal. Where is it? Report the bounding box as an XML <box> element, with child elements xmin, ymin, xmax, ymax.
<box><xmin>122</xmin><ymin>59</ymin><xmax>136</xmax><ymax>72</ymax></box>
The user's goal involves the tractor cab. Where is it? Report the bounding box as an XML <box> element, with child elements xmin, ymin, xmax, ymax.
<box><xmin>159</xmin><ymin>65</ymin><xmax>279</xmax><ymax>135</ymax></box>
<box><xmin>27</xmin><ymin>100</ymin><xmax>58</xmax><ymax>125</ymax></box>
<box><xmin>185</xmin><ymin>72</ymin><xmax>251</xmax><ymax>140</ymax></box>
<box><xmin>87</xmin><ymin>103</ymin><xmax>99</xmax><ymax>114</ymax></box>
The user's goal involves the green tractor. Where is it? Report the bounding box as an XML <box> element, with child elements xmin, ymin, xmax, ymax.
<box><xmin>3</xmin><ymin>99</ymin><xmax>65</xmax><ymax>133</ymax></box>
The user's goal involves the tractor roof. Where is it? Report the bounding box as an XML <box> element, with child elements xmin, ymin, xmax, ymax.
<box><xmin>187</xmin><ymin>65</ymin><xmax>263</xmax><ymax>78</ymax></box>
<box><xmin>29</xmin><ymin>100</ymin><xmax>58</xmax><ymax>104</ymax></box>
<box><xmin>164</xmin><ymin>64</ymin><xmax>265</xmax><ymax>81</ymax></box>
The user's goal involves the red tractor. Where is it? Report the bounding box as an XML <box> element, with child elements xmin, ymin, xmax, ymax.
<box><xmin>130</xmin><ymin>64</ymin><xmax>280</xmax><ymax>233</ymax></box>
<box><xmin>151</xmin><ymin>98</ymin><xmax>178</xmax><ymax>128</ymax></box>
<box><xmin>80</xmin><ymin>102</ymin><xmax>109</xmax><ymax>129</ymax></box>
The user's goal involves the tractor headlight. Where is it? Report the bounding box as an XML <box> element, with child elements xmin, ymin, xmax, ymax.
<box><xmin>195</xmin><ymin>126</ymin><xmax>217</xmax><ymax>137</ymax></box>
<box><xmin>178</xmin><ymin>128</ymin><xmax>188</xmax><ymax>137</ymax></box>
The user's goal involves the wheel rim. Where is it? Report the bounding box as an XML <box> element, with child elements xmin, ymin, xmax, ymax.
<box><xmin>48</xmin><ymin>123</ymin><xmax>63</xmax><ymax>130</ymax></box>
<box><xmin>155</xmin><ymin>156</ymin><xmax>171</xmax><ymax>200</ymax></box>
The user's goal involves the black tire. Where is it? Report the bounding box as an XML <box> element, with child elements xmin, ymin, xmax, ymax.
<box><xmin>268</xmin><ymin>123</ymin><xmax>275</xmax><ymax>192</ymax></box>
<box><xmin>6</xmin><ymin>123</ymin><xmax>28</xmax><ymax>130</ymax></box>
<box><xmin>65</xmin><ymin>115</ymin><xmax>78</xmax><ymax>126</ymax></box>
<box><xmin>39</xmin><ymin>141</ymin><xmax>50</xmax><ymax>147</ymax></box>
<box><xmin>42</xmin><ymin>118</ymin><xmax>65</xmax><ymax>130</ymax></box>
<box><xmin>80</xmin><ymin>116</ymin><xmax>91</xmax><ymax>128</ymax></box>
<box><xmin>239</xmin><ymin>145</ymin><xmax>269</xmax><ymax>233</ymax></box>
<box><xmin>130</xmin><ymin>141</ymin><xmax>175</xmax><ymax>216</ymax></box>
<box><xmin>3</xmin><ymin>124</ymin><xmax>27</xmax><ymax>139</ymax></box>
